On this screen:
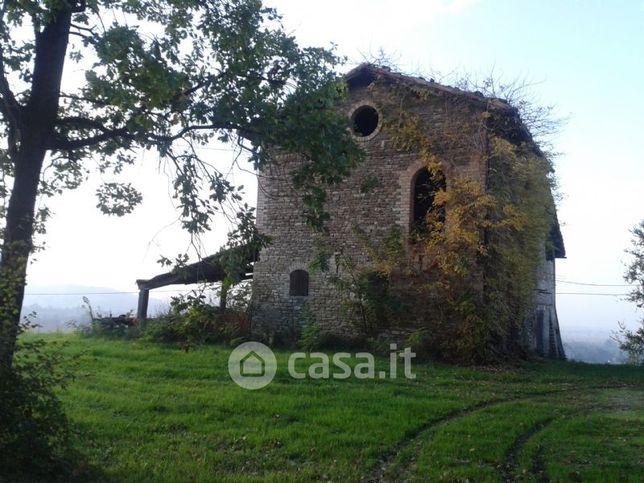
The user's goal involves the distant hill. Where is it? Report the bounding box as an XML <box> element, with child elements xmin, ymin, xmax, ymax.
<box><xmin>563</xmin><ymin>338</ymin><xmax>626</xmax><ymax>364</ymax></box>
<box><xmin>21</xmin><ymin>284</ymin><xmax>176</xmax><ymax>332</ymax></box>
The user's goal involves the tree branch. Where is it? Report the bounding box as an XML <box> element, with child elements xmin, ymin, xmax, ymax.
<box><xmin>0</xmin><ymin>12</ymin><xmax>21</xmax><ymax>128</ymax></box>
<box><xmin>51</xmin><ymin>115</ymin><xmax>255</xmax><ymax>150</ymax></box>
<box><xmin>59</xmin><ymin>93</ymin><xmax>111</xmax><ymax>107</ymax></box>
<box><xmin>147</xmin><ymin>122</ymin><xmax>250</xmax><ymax>143</ymax></box>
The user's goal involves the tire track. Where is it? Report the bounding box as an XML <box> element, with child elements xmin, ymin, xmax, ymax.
<box><xmin>363</xmin><ymin>396</ymin><xmax>525</xmax><ymax>482</ymax></box>
<box><xmin>501</xmin><ymin>417</ymin><xmax>554</xmax><ymax>482</ymax></box>
<box><xmin>532</xmin><ymin>445</ymin><xmax>550</xmax><ymax>483</ymax></box>
<box><xmin>363</xmin><ymin>387</ymin><xmax>584</xmax><ymax>483</ymax></box>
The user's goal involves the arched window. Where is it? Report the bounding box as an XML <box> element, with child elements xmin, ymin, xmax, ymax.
<box><xmin>412</xmin><ymin>168</ymin><xmax>446</xmax><ymax>233</ymax></box>
<box><xmin>289</xmin><ymin>269</ymin><xmax>309</xmax><ymax>296</ymax></box>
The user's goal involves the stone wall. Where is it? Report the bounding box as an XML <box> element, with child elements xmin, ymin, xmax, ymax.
<box><xmin>252</xmin><ymin>82</ymin><xmax>489</xmax><ymax>336</ymax></box>
<box><xmin>252</xmin><ymin>77</ymin><xmax>564</xmax><ymax>358</ymax></box>
<box><xmin>528</xmin><ymin>254</ymin><xmax>566</xmax><ymax>358</ymax></box>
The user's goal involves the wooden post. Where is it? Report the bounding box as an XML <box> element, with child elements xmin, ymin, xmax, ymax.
<box><xmin>137</xmin><ymin>288</ymin><xmax>149</xmax><ymax>323</ymax></box>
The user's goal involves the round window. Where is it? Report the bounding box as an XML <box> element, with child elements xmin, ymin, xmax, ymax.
<box><xmin>351</xmin><ymin>105</ymin><xmax>379</xmax><ymax>138</ymax></box>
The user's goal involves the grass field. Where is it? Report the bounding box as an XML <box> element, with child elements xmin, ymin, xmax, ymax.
<box><xmin>43</xmin><ymin>335</ymin><xmax>643</xmax><ymax>482</ymax></box>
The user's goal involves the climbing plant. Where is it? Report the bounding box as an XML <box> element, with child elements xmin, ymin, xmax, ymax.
<box><xmin>319</xmin><ymin>226</ymin><xmax>408</xmax><ymax>339</ymax></box>
<box><xmin>315</xmin><ymin>74</ymin><xmax>559</xmax><ymax>364</ymax></box>
<box><xmin>394</xmin><ymin>80</ymin><xmax>556</xmax><ymax>363</ymax></box>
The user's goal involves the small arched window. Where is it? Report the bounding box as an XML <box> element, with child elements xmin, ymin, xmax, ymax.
<box><xmin>289</xmin><ymin>270</ymin><xmax>309</xmax><ymax>297</ymax></box>
<box><xmin>412</xmin><ymin>168</ymin><xmax>446</xmax><ymax>233</ymax></box>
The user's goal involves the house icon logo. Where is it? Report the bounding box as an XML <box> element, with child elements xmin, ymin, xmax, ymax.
<box><xmin>228</xmin><ymin>342</ymin><xmax>276</xmax><ymax>390</ymax></box>
<box><xmin>240</xmin><ymin>350</ymin><xmax>265</xmax><ymax>377</ymax></box>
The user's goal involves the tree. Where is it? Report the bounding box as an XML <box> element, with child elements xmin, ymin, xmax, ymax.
<box><xmin>612</xmin><ymin>321</ymin><xmax>644</xmax><ymax>365</ymax></box>
<box><xmin>625</xmin><ymin>221</ymin><xmax>644</xmax><ymax>309</ymax></box>
<box><xmin>613</xmin><ymin>220</ymin><xmax>644</xmax><ymax>365</ymax></box>
<box><xmin>0</xmin><ymin>0</ymin><xmax>363</xmax><ymax>368</ymax></box>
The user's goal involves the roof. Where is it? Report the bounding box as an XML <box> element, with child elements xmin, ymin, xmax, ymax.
<box><xmin>344</xmin><ymin>63</ymin><xmax>516</xmax><ymax>113</ymax></box>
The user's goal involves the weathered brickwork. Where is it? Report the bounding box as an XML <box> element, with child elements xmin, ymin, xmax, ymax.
<box><xmin>252</xmin><ymin>64</ymin><xmax>565</xmax><ymax>357</ymax></box>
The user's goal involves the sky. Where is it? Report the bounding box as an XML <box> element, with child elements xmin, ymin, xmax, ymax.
<box><xmin>24</xmin><ymin>0</ymin><xmax>644</xmax><ymax>340</ymax></box>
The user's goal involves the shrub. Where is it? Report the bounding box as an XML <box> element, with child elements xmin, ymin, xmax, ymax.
<box><xmin>299</xmin><ymin>317</ymin><xmax>322</xmax><ymax>352</ymax></box>
<box><xmin>612</xmin><ymin>320</ymin><xmax>644</xmax><ymax>365</ymax></box>
<box><xmin>0</xmin><ymin>320</ymin><xmax>77</xmax><ymax>481</ymax></box>
<box><xmin>405</xmin><ymin>329</ymin><xmax>432</xmax><ymax>360</ymax></box>
<box><xmin>312</xmin><ymin>226</ymin><xmax>410</xmax><ymax>343</ymax></box>
<box><xmin>143</xmin><ymin>291</ymin><xmax>251</xmax><ymax>347</ymax></box>
<box><xmin>72</xmin><ymin>297</ymin><xmax>139</xmax><ymax>339</ymax></box>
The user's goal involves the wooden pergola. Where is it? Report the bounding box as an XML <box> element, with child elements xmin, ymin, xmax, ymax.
<box><xmin>135</xmin><ymin>247</ymin><xmax>256</xmax><ymax>321</ymax></box>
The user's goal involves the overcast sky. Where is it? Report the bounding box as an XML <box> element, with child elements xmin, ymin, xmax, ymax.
<box><xmin>25</xmin><ymin>0</ymin><xmax>644</xmax><ymax>340</ymax></box>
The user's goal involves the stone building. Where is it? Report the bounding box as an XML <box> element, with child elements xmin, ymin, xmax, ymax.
<box><xmin>251</xmin><ymin>64</ymin><xmax>565</xmax><ymax>359</ymax></box>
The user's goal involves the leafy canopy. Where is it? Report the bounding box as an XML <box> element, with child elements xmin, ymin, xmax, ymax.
<box><xmin>0</xmin><ymin>0</ymin><xmax>362</xmax><ymax>237</ymax></box>
<box><xmin>613</xmin><ymin>221</ymin><xmax>644</xmax><ymax>365</ymax></box>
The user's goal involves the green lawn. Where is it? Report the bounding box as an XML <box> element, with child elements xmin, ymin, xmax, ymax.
<box><xmin>43</xmin><ymin>335</ymin><xmax>643</xmax><ymax>482</ymax></box>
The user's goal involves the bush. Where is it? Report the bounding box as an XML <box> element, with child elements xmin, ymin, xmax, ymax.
<box><xmin>76</xmin><ymin>315</ymin><xmax>140</xmax><ymax>339</ymax></box>
<box><xmin>299</xmin><ymin>319</ymin><xmax>322</xmax><ymax>352</ymax></box>
<box><xmin>143</xmin><ymin>306</ymin><xmax>222</xmax><ymax>346</ymax></box>
<box><xmin>143</xmin><ymin>292</ymin><xmax>251</xmax><ymax>348</ymax></box>
<box><xmin>72</xmin><ymin>289</ymin><xmax>252</xmax><ymax>349</ymax></box>
<box><xmin>0</xmin><ymin>320</ymin><xmax>77</xmax><ymax>481</ymax></box>
<box><xmin>72</xmin><ymin>297</ymin><xmax>139</xmax><ymax>339</ymax></box>
<box><xmin>405</xmin><ymin>329</ymin><xmax>432</xmax><ymax>360</ymax></box>
<box><xmin>612</xmin><ymin>320</ymin><xmax>644</xmax><ymax>365</ymax></box>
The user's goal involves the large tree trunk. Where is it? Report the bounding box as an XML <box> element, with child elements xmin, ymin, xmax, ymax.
<box><xmin>0</xmin><ymin>7</ymin><xmax>72</xmax><ymax>368</ymax></box>
<box><xmin>0</xmin><ymin>138</ymin><xmax>48</xmax><ymax>367</ymax></box>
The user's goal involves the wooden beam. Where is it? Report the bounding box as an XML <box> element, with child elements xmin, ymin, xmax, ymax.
<box><xmin>136</xmin><ymin>246</ymin><xmax>257</xmax><ymax>291</ymax></box>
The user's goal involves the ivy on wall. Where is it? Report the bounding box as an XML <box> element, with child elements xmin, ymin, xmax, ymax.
<box><xmin>316</xmin><ymin>78</ymin><xmax>558</xmax><ymax>364</ymax></box>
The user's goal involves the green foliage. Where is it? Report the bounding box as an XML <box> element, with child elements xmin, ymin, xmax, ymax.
<box><xmin>77</xmin><ymin>315</ymin><xmax>140</xmax><ymax>339</ymax></box>
<box><xmin>143</xmin><ymin>308</ymin><xmax>220</xmax><ymax>347</ymax></box>
<box><xmin>359</xmin><ymin>174</ymin><xmax>381</xmax><ymax>194</ymax></box>
<box><xmin>74</xmin><ymin>287</ymin><xmax>252</xmax><ymax>349</ymax></box>
<box><xmin>0</xmin><ymin>0</ymin><xmax>363</xmax><ymax>368</ymax></box>
<box><xmin>625</xmin><ymin>220</ymin><xmax>644</xmax><ymax>309</ymax></box>
<box><xmin>1</xmin><ymin>0</ymin><xmax>363</xmax><ymax>237</ymax></box>
<box><xmin>298</xmin><ymin>308</ymin><xmax>322</xmax><ymax>352</ymax></box>
<box><xmin>143</xmin><ymin>292</ymin><xmax>250</xmax><ymax>347</ymax></box>
<box><xmin>218</xmin><ymin>205</ymin><xmax>269</xmax><ymax>289</ymax></box>
<box><xmin>72</xmin><ymin>297</ymin><xmax>140</xmax><ymax>339</ymax></box>
<box><xmin>614</xmin><ymin>222</ymin><xmax>644</xmax><ymax>365</ymax></box>
<box><xmin>321</xmin><ymin>227</ymin><xmax>408</xmax><ymax>338</ymax></box>
<box><xmin>345</xmin><ymin>271</ymin><xmax>403</xmax><ymax>337</ymax></box>
<box><xmin>612</xmin><ymin>321</ymin><xmax>644</xmax><ymax>365</ymax></box>
<box><xmin>405</xmin><ymin>328</ymin><xmax>432</xmax><ymax>360</ymax></box>
<box><xmin>0</xmin><ymin>321</ymin><xmax>77</xmax><ymax>481</ymax></box>
<box><xmin>95</xmin><ymin>182</ymin><xmax>143</xmax><ymax>216</ymax></box>
<box><xmin>419</xmin><ymin>144</ymin><xmax>553</xmax><ymax>363</ymax></box>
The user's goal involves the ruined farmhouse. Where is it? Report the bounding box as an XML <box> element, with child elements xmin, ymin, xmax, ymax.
<box><xmin>138</xmin><ymin>64</ymin><xmax>565</xmax><ymax>359</ymax></box>
<box><xmin>252</xmin><ymin>64</ymin><xmax>565</xmax><ymax>359</ymax></box>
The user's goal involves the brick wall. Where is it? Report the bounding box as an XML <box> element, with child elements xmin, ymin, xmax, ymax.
<box><xmin>252</xmin><ymin>82</ymin><xmax>491</xmax><ymax>336</ymax></box>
